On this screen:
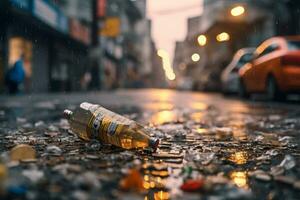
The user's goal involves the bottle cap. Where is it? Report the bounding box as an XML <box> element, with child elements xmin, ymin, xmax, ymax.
<box><xmin>149</xmin><ymin>138</ymin><xmax>159</xmax><ymax>151</ymax></box>
<box><xmin>63</xmin><ymin>110</ymin><xmax>73</xmax><ymax>120</ymax></box>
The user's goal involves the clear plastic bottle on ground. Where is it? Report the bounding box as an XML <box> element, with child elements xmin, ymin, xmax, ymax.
<box><xmin>64</xmin><ymin>102</ymin><xmax>159</xmax><ymax>150</ymax></box>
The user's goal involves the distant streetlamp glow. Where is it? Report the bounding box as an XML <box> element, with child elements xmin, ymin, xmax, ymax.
<box><xmin>157</xmin><ymin>48</ymin><xmax>176</xmax><ymax>81</ymax></box>
<box><xmin>197</xmin><ymin>35</ymin><xmax>207</xmax><ymax>46</ymax></box>
<box><xmin>231</xmin><ymin>6</ymin><xmax>245</xmax><ymax>17</ymax></box>
<box><xmin>216</xmin><ymin>32</ymin><xmax>230</xmax><ymax>42</ymax></box>
<box><xmin>157</xmin><ymin>49</ymin><xmax>168</xmax><ymax>57</ymax></box>
<box><xmin>191</xmin><ymin>53</ymin><xmax>200</xmax><ymax>62</ymax></box>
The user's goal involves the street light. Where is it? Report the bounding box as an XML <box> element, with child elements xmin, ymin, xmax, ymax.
<box><xmin>191</xmin><ymin>53</ymin><xmax>200</xmax><ymax>62</ymax></box>
<box><xmin>157</xmin><ymin>48</ymin><xmax>176</xmax><ymax>81</ymax></box>
<box><xmin>230</xmin><ymin>6</ymin><xmax>245</xmax><ymax>17</ymax></box>
<box><xmin>157</xmin><ymin>49</ymin><xmax>168</xmax><ymax>57</ymax></box>
<box><xmin>216</xmin><ymin>32</ymin><xmax>230</xmax><ymax>42</ymax></box>
<box><xmin>197</xmin><ymin>35</ymin><xmax>207</xmax><ymax>46</ymax></box>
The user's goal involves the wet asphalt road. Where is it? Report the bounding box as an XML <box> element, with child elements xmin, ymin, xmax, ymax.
<box><xmin>0</xmin><ymin>89</ymin><xmax>300</xmax><ymax>200</ymax></box>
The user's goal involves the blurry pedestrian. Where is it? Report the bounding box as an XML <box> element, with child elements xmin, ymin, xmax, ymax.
<box><xmin>80</xmin><ymin>71</ymin><xmax>91</xmax><ymax>91</ymax></box>
<box><xmin>5</xmin><ymin>54</ymin><xmax>25</xmax><ymax>94</ymax></box>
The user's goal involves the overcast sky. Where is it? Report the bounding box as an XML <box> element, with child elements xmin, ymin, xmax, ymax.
<box><xmin>147</xmin><ymin>0</ymin><xmax>203</xmax><ymax>62</ymax></box>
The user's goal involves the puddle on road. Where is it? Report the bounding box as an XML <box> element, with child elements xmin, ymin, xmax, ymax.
<box><xmin>230</xmin><ymin>171</ymin><xmax>248</xmax><ymax>189</ymax></box>
<box><xmin>228</xmin><ymin>151</ymin><xmax>249</xmax><ymax>165</ymax></box>
<box><xmin>150</xmin><ymin>110</ymin><xmax>179</xmax><ymax>125</ymax></box>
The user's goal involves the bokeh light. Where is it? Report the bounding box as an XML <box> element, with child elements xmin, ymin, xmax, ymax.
<box><xmin>197</xmin><ymin>34</ymin><xmax>207</xmax><ymax>46</ymax></box>
<box><xmin>157</xmin><ymin>49</ymin><xmax>176</xmax><ymax>80</ymax></box>
<box><xmin>231</xmin><ymin>6</ymin><xmax>245</xmax><ymax>17</ymax></box>
<box><xmin>216</xmin><ymin>32</ymin><xmax>230</xmax><ymax>42</ymax></box>
<box><xmin>191</xmin><ymin>53</ymin><xmax>200</xmax><ymax>62</ymax></box>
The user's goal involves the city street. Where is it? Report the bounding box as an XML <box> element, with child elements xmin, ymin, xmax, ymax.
<box><xmin>0</xmin><ymin>89</ymin><xmax>300</xmax><ymax>199</ymax></box>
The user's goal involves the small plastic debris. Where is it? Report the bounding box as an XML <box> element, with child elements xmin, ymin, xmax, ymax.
<box><xmin>16</xmin><ymin>117</ymin><xmax>27</xmax><ymax>123</ymax></box>
<box><xmin>0</xmin><ymin>161</ymin><xmax>7</xmax><ymax>190</ymax></box>
<box><xmin>293</xmin><ymin>181</ymin><xmax>300</xmax><ymax>190</ymax></box>
<box><xmin>265</xmin><ymin>149</ymin><xmax>279</xmax><ymax>156</ymax></box>
<box><xmin>119</xmin><ymin>169</ymin><xmax>144</xmax><ymax>192</ymax></box>
<box><xmin>249</xmin><ymin>170</ymin><xmax>271</xmax><ymax>182</ymax></box>
<box><xmin>34</xmin><ymin>121</ymin><xmax>46</xmax><ymax>128</ymax></box>
<box><xmin>254</xmin><ymin>173</ymin><xmax>271</xmax><ymax>182</ymax></box>
<box><xmin>8</xmin><ymin>185</ymin><xmax>27</xmax><ymax>196</ymax></box>
<box><xmin>270</xmin><ymin>166</ymin><xmax>284</xmax><ymax>176</ymax></box>
<box><xmin>268</xmin><ymin>115</ymin><xmax>281</xmax><ymax>121</ymax></box>
<box><xmin>274</xmin><ymin>176</ymin><xmax>295</xmax><ymax>185</ymax></box>
<box><xmin>181</xmin><ymin>166</ymin><xmax>193</xmax><ymax>178</ymax></box>
<box><xmin>0</xmin><ymin>159</ymin><xmax>7</xmax><ymax>180</ymax></box>
<box><xmin>44</xmin><ymin>132</ymin><xmax>59</xmax><ymax>137</ymax></box>
<box><xmin>152</xmin><ymin>152</ymin><xmax>183</xmax><ymax>159</ymax></box>
<box><xmin>180</xmin><ymin>179</ymin><xmax>204</xmax><ymax>192</ymax></box>
<box><xmin>22</xmin><ymin>169</ymin><xmax>44</xmax><ymax>183</ymax></box>
<box><xmin>45</xmin><ymin>145</ymin><xmax>62</xmax><ymax>156</ymax></box>
<box><xmin>74</xmin><ymin>172</ymin><xmax>101</xmax><ymax>189</ymax></box>
<box><xmin>10</xmin><ymin>144</ymin><xmax>36</xmax><ymax>161</ymax></box>
<box><xmin>278</xmin><ymin>136</ymin><xmax>292</xmax><ymax>145</ymax></box>
<box><xmin>279</xmin><ymin>155</ymin><xmax>296</xmax><ymax>170</ymax></box>
<box><xmin>85</xmin><ymin>155</ymin><xmax>99</xmax><ymax>160</ymax></box>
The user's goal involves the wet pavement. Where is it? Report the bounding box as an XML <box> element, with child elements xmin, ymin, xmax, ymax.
<box><xmin>0</xmin><ymin>89</ymin><xmax>300</xmax><ymax>200</ymax></box>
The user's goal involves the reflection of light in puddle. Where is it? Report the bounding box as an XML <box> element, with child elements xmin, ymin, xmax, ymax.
<box><xmin>232</xmin><ymin>129</ymin><xmax>247</xmax><ymax>140</ymax></box>
<box><xmin>150</xmin><ymin>110</ymin><xmax>177</xmax><ymax>125</ymax></box>
<box><xmin>151</xmin><ymin>170</ymin><xmax>169</xmax><ymax>177</ymax></box>
<box><xmin>143</xmin><ymin>102</ymin><xmax>174</xmax><ymax>111</ymax></box>
<box><xmin>144</xmin><ymin>175</ymin><xmax>149</xmax><ymax>181</ymax></box>
<box><xmin>190</xmin><ymin>112</ymin><xmax>205</xmax><ymax>121</ymax></box>
<box><xmin>230</xmin><ymin>171</ymin><xmax>248</xmax><ymax>189</ymax></box>
<box><xmin>195</xmin><ymin>128</ymin><xmax>209</xmax><ymax>134</ymax></box>
<box><xmin>229</xmin><ymin>151</ymin><xmax>248</xmax><ymax>165</ymax></box>
<box><xmin>189</xmin><ymin>102</ymin><xmax>208</xmax><ymax>111</ymax></box>
<box><xmin>154</xmin><ymin>191</ymin><xmax>170</xmax><ymax>200</ymax></box>
<box><xmin>143</xmin><ymin>181</ymin><xmax>150</xmax><ymax>189</ymax></box>
<box><xmin>228</xmin><ymin>103</ymin><xmax>251</xmax><ymax>113</ymax></box>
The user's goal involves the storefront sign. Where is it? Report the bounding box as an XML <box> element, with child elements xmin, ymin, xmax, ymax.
<box><xmin>10</xmin><ymin>0</ymin><xmax>31</xmax><ymax>11</ymax></box>
<box><xmin>57</xmin><ymin>12</ymin><xmax>69</xmax><ymax>34</ymax></box>
<box><xmin>97</xmin><ymin>0</ymin><xmax>106</xmax><ymax>18</ymax></box>
<box><xmin>33</xmin><ymin>0</ymin><xmax>58</xmax><ymax>28</ymax></box>
<box><xmin>99</xmin><ymin>17</ymin><xmax>120</xmax><ymax>37</ymax></box>
<box><xmin>70</xmin><ymin>18</ymin><xmax>91</xmax><ymax>45</ymax></box>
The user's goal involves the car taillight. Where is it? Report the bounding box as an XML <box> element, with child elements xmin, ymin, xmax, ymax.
<box><xmin>282</xmin><ymin>54</ymin><xmax>300</xmax><ymax>66</ymax></box>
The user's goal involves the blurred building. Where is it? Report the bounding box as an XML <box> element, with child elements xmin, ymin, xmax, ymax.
<box><xmin>0</xmin><ymin>0</ymin><xmax>163</xmax><ymax>93</ymax></box>
<box><xmin>150</xmin><ymin>40</ymin><xmax>166</xmax><ymax>88</ymax></box>
<box><xmin>173</xmin><ymin>0</ymin><xmax>300</xmax><ymax>91</ymax></box>
<box><xmin>173</xmin><ymin>16</ymin><xmax>205</xmax><ymax>90</ymax></box>
<box><xmin>95</xmin><ymin>0</ymin><xmax>159</xmax><ymax>89</ymax></box>
<box><xmin>0</xmin><ymin>0</ymin><xmax>92</xmax><ymax>93</ymax></box>
<box><xmin>52</xmin><ymin>0</ymin><xmax>92</xmax><ymax>92</ymax></box>
<box><xmin>134</xmin><ymin>0</ymin><xmax>153</xmax><ymax>87</ymax></box>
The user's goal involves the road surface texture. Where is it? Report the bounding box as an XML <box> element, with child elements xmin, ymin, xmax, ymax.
<box><xmin>0</xmin><ymin>89</ymin><xmax>299</xmax><ymax>200</ymax></box>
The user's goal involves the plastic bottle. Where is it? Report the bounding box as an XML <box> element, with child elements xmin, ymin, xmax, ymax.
<box><xmin>63</xmin><ymin>102</ymin><xmax>159</xmax><ymax>150</ymax></box>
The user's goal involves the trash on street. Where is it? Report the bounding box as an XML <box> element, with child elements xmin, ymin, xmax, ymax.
<box><xmin>64</xmin><ymin>102</ymin><xmax>159</xmax><ymax>150</ymax></box>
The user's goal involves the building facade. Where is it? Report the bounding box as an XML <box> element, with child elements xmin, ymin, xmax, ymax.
<box><xmin>0</xmin><ymin>0</ymin><xmax>91</xmax><ymax>93</ymax></box>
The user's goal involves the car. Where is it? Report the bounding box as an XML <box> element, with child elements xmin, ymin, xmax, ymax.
<box><xmin>221</xmin><ymin>48</ymin><xmax>255</xmax><ymax>94</ymax></box>
<box><xmin>239</xmin><ymin>36</ymin><xmax>300</xmax><ymax>100</ymax></box>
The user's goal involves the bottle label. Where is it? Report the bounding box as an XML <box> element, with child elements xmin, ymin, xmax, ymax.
<box><xmin>88</xmin><ymin>106</ymin><xmax>133</xmax><ymax>139</ymax></box>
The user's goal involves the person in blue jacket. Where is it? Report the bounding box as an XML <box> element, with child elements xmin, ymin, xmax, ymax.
<box><xmin>5</xmin><ymin>54</ymin><xmax>25</xmax><ymax>94</ymax></box>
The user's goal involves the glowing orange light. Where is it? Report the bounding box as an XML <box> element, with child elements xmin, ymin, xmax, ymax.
<box><xmin>191</xmin><ymin>53</ymin><xmax>200</xmax><ymax>62</ymax></box>
<box><xmin>216</xmin><ymin>32</ymin><xmax>230</xmax><ymax>42</ymax></box>
<box><xmin>157</xmin><ymin>49</ymin><xmax>176</xmax><ymax>80</ymax></box>
<box><xmin>230</xmin><ymin>171</ymin><xmax>248</xmax><ymax>188</ymax></box>
<box><xmin>197</xmin><ymin>35</ymin><xmax>207</xmax><ymax>46</ymax></box>
<box><xmin>231</xmin><ymin>6</ymin><xmax>245</xmax><ymax>17</ymax></box>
